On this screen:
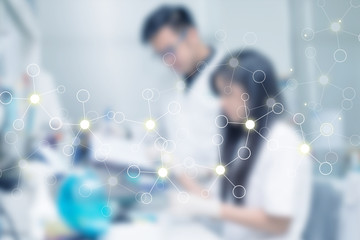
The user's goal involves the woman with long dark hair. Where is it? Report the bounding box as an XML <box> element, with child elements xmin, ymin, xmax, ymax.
<box><xmin>172</xmin><ymin>49</ymin><xmax>312</xmax><ymax>240</ymax></box>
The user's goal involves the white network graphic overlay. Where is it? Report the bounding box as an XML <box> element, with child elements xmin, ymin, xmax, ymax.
<box><xmin>0</xmin><ymin>1</ymin><xmax>359</xmax><ymax>216</ymax></box>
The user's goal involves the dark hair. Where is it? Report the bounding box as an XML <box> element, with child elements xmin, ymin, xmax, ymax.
<box><xmin>141</xmin><ymin>5</ymin><xmax>194</xmax><ymax>43</ymax></box>
<box><xmin>211</xmin><ymin>49</ymin><xmax>283</xmax><ymax>203</ymax></box>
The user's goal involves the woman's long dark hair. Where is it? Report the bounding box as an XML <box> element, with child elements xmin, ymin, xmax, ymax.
<box><xmin>210</xmin><ymin>49</ymin><xmax>283</xmax><ymax>203</ymax></box>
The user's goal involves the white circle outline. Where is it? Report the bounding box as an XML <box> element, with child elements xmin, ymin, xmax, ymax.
<box><xmin>162</xmin><ymin>52</ymin><xmax>176</xmax><ymax>66</ymax></box>
<box><xmin>127</xmin><ymin>165</ymin><xmax>141</xmax><ymax>178</ymax></box>
<box><xmin>101</xmin><ymin>205</ymin><xmax>112</xmax><ymax>217</ymax></box>
<box><xmin>301</xmin><ymin>28</ymin><xmax>315</xmax><ymax>41</ymax></box>
<box><xmin>78</xmin><ymin>184</ymin><xmax>92</xmax><ymax>198</ymax></box>
<box><xmin>243</xmin><ymin>32</ymin><xmax>258</xmax><ymax>45</ymax></box>
<box><xmin>26</xmin><ymin>63</ymin><xmax>40</xmax><ymax>77</ymax></box>
<box><xmin>214</xmin><ymin>29</ymin><xmax>227</xmax><ymax>42</ymax></box>
<box><xmin>141</xmin><ymin>192</ymin><xmax>153</xmax><ymax>204</ymax></box>
<box><xmin>215</xmin><ymin>115</ymin><xmax>229</xmax><ymax>128</ymax></box>
<box><xmin>342</xmin><ymin>87</ymin><xmax>356</xmax><ymax>100</ymax></box>
<box><xmin>113</xmin><ymin>112</ymin><xmax>125</xmax><ymax>123</ymax></box>
<box><xmin>341</xmin><ymin>99</ymin><xmax>353</xmax><ymax>110</ymax></box>
<box><xmin>49</xmin><ymin>117</ymin><xmax>63</xmax><ymax>130</ymax></box>
<box><xmin>76</xmin><ymin>89</ymin><xmax>90</xmax><ymax>103</ymax></box>
<box><xmin>63</xmin><ymin>145</ymin><xmax>74</xmax><ymax>156</ymax></box>
<box><xmin>237</xmin><ymin>146</ymin><xmax>251</xmax><ymax>160</ymax></box>
<box><xmin>232</xmin><ymin>185</ymin><xmax>246</xmax><ymax>199</ymax></box>
<box><xmin>320</xmin><ymin>123</ymin><xmax>334</xmax><ymax>136</ymax></box>
<box><xmin>333</xmin><ymin>49</ymin><xmax>347</xmax><ymax>63</ymax></box>
<box><xmin>212</xmin><ymin>134</ymin><xmax>224</xmax><ymax>146</ymax></box>
<box><xmin>0</xmin><ymin>91</ymin><xmax>13</xmax><ymax>105</ymax></box>
<box><xmin>252</xmin><ymin>70</ymin><xmax>266</xmax><ymax>83</ymax></box>
<box><xmin>272</xmin><ymin>103</ymin><xmax>284</xmax><ymax>114</ymax></box>
<box><xmin>168</xmin><ymin>101</ymin><xmax>181</xmax><ymax>114</ymax></box>
<box><xmin>142</xmin><ymin>89</ymin><xmax>154</xmax><ymax>100</ymax></box>
<box><xmin>13</xmin><ymin>119</ymin><xmax>25</xmax><ymax>131</ymax></box>
<box><xmin>319</xmin><ymin>162</ymin><xmax>332</xmax><ymax>175</ymax></box>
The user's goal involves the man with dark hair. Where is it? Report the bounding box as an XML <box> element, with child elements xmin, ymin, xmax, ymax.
<box><xmin>142</xmin><ymin>5</ymin><xmax>218</xmax><ymax>89</ymax></box>
<box><xmin>141</xmin><ymin>5</ymin><xmax>223</xmax><ymax>173</ymax></box>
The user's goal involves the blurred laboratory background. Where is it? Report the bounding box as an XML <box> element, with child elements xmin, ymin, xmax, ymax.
<box><xmin>0</xmin><ymin>0</ymin><xmax>360</xmax><ymax>240</ymax></box>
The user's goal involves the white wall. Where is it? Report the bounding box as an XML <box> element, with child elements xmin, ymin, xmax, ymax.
<box><xmin>37</xmin><ymin>0</ymin><xmax>291</xmax><ymax>121</ymax></box>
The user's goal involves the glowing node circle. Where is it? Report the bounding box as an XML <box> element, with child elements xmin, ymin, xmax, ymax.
<box><xmin>80</xmin><ymin>119</ymin><xmax>90</xmax><ymax>130</ymax></box>
<box><xmin>300</xmin><ymin>143</ymin><xmax>310</xmax><ymax>154</ymax></box>
<box><xmin>145</xmin><ymin>119</ymin><xmax>156</xmax><ymax>130</ymax></box>
<box><xmin>158</xmin><ymin>167</ymin><xmax>168</xmax><ymax>178</ymax></box>
<box><xmin>30</xmin><ymin>94</ymin><xmax>40</xmax><ymax>104</ymax></box>
<box><xmin>215</xmin><ymin>165</ymin><xmax>226</xmax><ymax>175</ymax></box>
<box><xmin>245</xmin><ymin>120</ymin><xmax>255</xmax><ymax>130</ymax></box>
